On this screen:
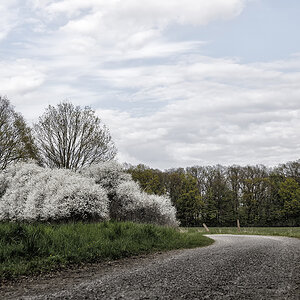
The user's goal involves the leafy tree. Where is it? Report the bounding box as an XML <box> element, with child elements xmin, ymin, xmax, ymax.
<box><xmin>127</xmin><ymin>164</ymin><xmax>167</xmax><ymax>195</ymax></box>
<box><xmin>124</xmin><ymin>161</ymin><xmax>300</xmax><ymax>227</ymax></box>
<box><xmin>201</xmin><ymin>166</ymin><xmax>233</xmax><ymax>226</ymax></box>
<box><xmin>172</xmin><ymin>173</ymin><xmax>202</xmax><ymax>226</ymax></box>
<box><xmin>239</xmin><ymin>166</ymin><xmax>271</xmax><ymax>226</ymax></box>
<box><xmin>34</xmin><ymin>102</ymin><xmax>117</xmax><ymax>170</ymax></box>
<box><xmin>279</xmin><ymin>178</ymin><xmax>300</xmax><ymax>225</ymax></box>
<box><xmin>277</xmin><ymin>160</ymin><xmax>300</xmax><ymax>183</ymax></box>
<box><xmin>0</xmin><ymin>96</ymin><xmax>39</xmax><ymax>170</ymax></box>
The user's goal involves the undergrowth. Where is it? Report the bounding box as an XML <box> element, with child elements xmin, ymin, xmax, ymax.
<box><xmin>0</xmin><ymin>221</ymin><xmax>213</xmax><ymax>280</ymax></box>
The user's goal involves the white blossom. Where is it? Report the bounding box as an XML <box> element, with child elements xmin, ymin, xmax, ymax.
<box><xmin>81</xmin><ymin>161</ymin><xmax>178</xmax><ymax>226</ymax></box>
<box><xmin>0</xmin><ymin>162</ymin><xmax>109</xmax><ymax>222</ymax></box>
<box><xmin>0</xmin><ymin>161</ymin><xmax>178</xmax><ymax>226</ymax></box>
<box><xmin>115</xmin><ymin>181</ymin><xmax>178</xmax><ymax>227</ymax></box>
<box><xmin>80</xmin><ymin>161</ymin><xmax>132</xmax><ymax>193</ymax></box>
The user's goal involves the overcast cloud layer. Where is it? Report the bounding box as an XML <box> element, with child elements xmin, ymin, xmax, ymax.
<box><xmin>0</xmin><ymin>0</ymin><xmax>300</xmax><ymax>169</ymax></box>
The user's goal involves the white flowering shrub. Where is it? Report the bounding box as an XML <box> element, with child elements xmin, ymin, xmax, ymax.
<box><xmin>115</xmin><ymin>181</ymin><xmax>178</xmax><ymax>227</ymax></box>
<box><xmin>80</xmin><ymin>161</ymin><xmax>133</xmax><ymax>219</ymax></box>
<box><xmin>80</xmin><ymin>161</ymin><xmax>132</xmax><ymax>194</ymax></box>
<box><xmin>0</xmin><ymin>161</ymin><xmax>178</xmax><ymax>226</ymax></box>
<box><xmin>0</xmin><ymin>163</ymin><xmax>44</xmax><ymax>221</ymax></box>
<box><xmin>0</xmin><ymin>162</ymin><xmax>109</xmax><ymax>222</ymax></box>
<box><xmin>80</xmin><ymin>161</ymin><xmax>178</xmax><ymax>226</ymax></box>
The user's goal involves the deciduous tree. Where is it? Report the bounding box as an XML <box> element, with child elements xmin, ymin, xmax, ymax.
<box><xmin>34</xmin><ymin>102</ymin><xmax>117</xmax><ymax>170</ymax></box>
<box><xmin>0</xmin><ymin>96</ymin><xmax>39</xmax><ymax>170</ymax></box>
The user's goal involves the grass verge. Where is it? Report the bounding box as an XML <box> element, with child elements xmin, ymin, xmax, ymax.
<box><xmin>184</xmin><ymin>227</ymin><xmax>300</xmax><ymax>238</ymax></box>
<box><xmin>0</xmin><ymin>221</ymin><xmax>213</xmax><ymax>280</ymax></box>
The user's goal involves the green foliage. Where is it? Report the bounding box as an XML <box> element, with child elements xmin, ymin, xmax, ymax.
<box><xmin>0</xmin><ymin>96</ymin><xmax>39</xmax><ymax>170</ymax></box>
<box><xmin>127</xmin><ymin>164</ymin><xmax>167</xmax><ymax>195</ymax></box>
<box><xmin>0</xmin><ymin>221</ymin><xmax>213</xmax><ymax>279</ymax></box>
<box><xmin>128</xmin><ymin>160</ymin><xmax>300</xmax><ymax>227</ymax></box>
<box><xmin>175</xmin><ymin>174</ymin><xmax>203</xmax><ymax>226</ymax></box>
<box><xmin>279</xmin><ymin>178</ymin><xmax>300</xmax><ymax>225</ymax></box>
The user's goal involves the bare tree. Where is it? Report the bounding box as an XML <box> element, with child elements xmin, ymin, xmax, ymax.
<box><xmin>0</xmin><ymin>96</ymin><xmax>39</xmax><ymax>170</ymax></box>
<box><xmin>34</xmin><ymin>102</ymin><xmax>117</xmax><ymax>170</ymax></box>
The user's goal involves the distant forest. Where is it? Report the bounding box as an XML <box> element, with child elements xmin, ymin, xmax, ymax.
<box><xmin>126</xmin><ymin>160</ymin><xmax>300</xmax><ymax>227</ymax></box>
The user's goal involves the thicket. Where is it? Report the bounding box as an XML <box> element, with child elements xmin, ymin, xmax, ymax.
<box><xmin>127</xmin><ymin>161</ymin><xmax>300</xmax><ymax>227</ymax></box>
<box><xmin>0</xmin><ymin>161</ymin><xmax>178</xmax><ymax>226</ymax></box>
<box><xmin>0</xmin><ymin>162</ymin><xmax>109</xmax><ymax>222</ymax></box>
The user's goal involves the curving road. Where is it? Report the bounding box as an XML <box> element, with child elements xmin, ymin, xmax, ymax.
<box><xmin>1</xmin><ymin>235</ymin><xmax>300</xmax><ymax>299</ymax></box>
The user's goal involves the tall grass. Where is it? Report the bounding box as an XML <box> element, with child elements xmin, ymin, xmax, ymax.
<box><xmin>0</xmin><ymin>221</ymin><xmax>213</xmax><ymax>280</ymax></box>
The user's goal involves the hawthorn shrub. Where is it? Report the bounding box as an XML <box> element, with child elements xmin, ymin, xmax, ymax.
<box><xmin>0</xmin><ymin>162</ymin><xmax>109</xmax><ymax>222</ymax></box>
<box><xmin>115</xmin><ymin>181</ymin><xmax>178</xmax><ymax>226</ymax></box>
<box><xmin>81</xmin><ymin>162</ymin><xmax>178</xmax><ymax>227</ymax></box>
<box><xmin>0</xmin><ymin>161</ymin><xmax>178</xmax><ymax>226</ymax></box>
<box><xmin>80</xmin><ymin>161</ymin><xmax>132</xmax><ymax>194</ymax></box>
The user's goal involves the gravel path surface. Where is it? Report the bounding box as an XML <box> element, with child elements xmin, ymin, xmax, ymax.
<box><xmin>1</xmin><ymin>234</ymin><xmax>299</xmax><ymax>299</ymax></box>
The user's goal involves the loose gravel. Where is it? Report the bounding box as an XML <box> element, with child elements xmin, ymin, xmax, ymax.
<box><xmin>1</xmin><ymin>234</ymin><xmax>299</xmax><ymax>299</ymax></box>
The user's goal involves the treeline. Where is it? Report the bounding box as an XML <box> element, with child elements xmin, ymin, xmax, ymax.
<box><xmin>126</xmin><ymin>161</ymin><xmax>300</xmax><ymax>227</ymax></box>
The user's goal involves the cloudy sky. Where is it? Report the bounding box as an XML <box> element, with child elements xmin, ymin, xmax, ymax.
<box><xmin>1</xmin><ymin>0</ymin><xmax>300</xmax><ymax>169</ymax></box>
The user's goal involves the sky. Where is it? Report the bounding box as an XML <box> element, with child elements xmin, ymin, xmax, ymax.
<box><xmin>0</xmin><ymin>0</ymin><xmax>300</xmax><ymax>169</ymax></box>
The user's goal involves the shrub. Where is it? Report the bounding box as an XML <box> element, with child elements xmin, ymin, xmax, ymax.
<box><xmin>115</xmin><ymin>181</ymin><xmax>178</xmax><ymax>227</ymax></box>
<box><xmin>81</xmin><ymin>161</ymin><xmax>178</xmax><ymax>226</ymax></box>
<box><xmin>80</xmin><ymin>161</ymin><xmax>131</xmax><ymax>194</ymax></box>
<box><xmin>80</xmin><ymin>161</ymin><xmax>132</xmax><ymax>219</ymax></box>
<box><xmin>0</xmin><ymin>162</ymin><xmax>109</xmax><ymax>222</ymax></box>
<box><xmin>0</xmin><ymin>161</ymin><xmax>178</xmax><ymax>226</ymax></box>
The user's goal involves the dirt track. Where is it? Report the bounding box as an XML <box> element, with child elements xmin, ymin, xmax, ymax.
<box><xmin>1</xmin><ymin>234</ymin><xmax>299</xmax><ymax>299</ymax></box>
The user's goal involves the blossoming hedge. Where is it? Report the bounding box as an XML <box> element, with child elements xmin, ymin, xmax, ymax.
<box><xmin>0</xmin><ymin>163</ymin><xmax>109</xmax><ymax>222</ymax></box>
<box><xmin>0</xmin><ymin>161</ymin><xmax>178</xmax><ymax>226</ymax></box>
<box><xmin>81</xmin><ymin>162</ymin><xmax>178</xmax><ymax>226</ymax></box>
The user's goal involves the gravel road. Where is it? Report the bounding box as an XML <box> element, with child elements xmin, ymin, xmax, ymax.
<box><xmin>1</xmin><ymin>234</ymin><xmax>299</xmax><ymax>299</ymax></box>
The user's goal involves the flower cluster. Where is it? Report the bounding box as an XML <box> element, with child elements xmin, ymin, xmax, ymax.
<box><xmin>81</xmin><ymin>162</ymin><xmax>178</xmax><ymax>226</ymax></box>
<box><xmin>0</xmin><ymin>161</ymin><xmax>178</xmax><ymax>226</ymax></box>
<box><xmin>115</xmin><ymin>181</ymin><xmax>178</xmax><ymax>226</ymax></box>
<box><xmin>0</xmin><ymin>162</ymin><xmax>109</xmax><ymax>222</ymax></box>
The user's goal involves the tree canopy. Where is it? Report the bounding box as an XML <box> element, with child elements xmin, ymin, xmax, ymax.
<box><xmin>0</xmin><ymin>96</ymin><xmax>39</xmax><ymax>170</ymax></box>
<box><xmin>34</xmin><ymin>102</ymin><xmax>117</xmax><ymax>170</ymax></box>
<box><xmin>127</xmin><ymin>160</ymin><xmax>300</xmax><ymax>227</ymax></box>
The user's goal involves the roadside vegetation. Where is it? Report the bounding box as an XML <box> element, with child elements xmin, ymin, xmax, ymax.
<box><xmin>0</xmin><ymin>98</ymin><xmax>299</xmax><ymax>281</ymax></box>
<box><xmin>184</xmin><ymin>227</ymin><xmax>300</xmax><ymax>238</ymax></box>
<box><xmin>0</xmin><ymin>221</ymin><xmax>213</xmax><ymax>280</ymax></box>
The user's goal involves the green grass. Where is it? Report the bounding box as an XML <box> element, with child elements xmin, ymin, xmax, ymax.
<box><xmin>184</xmin><ymin>227</ymin><xmax>300</xmax><ymax>238</ymax></box>
<box><xmin>0</xmin><ymin>221</ymin><xmax>213</xmax><ymax>280</ymax></box>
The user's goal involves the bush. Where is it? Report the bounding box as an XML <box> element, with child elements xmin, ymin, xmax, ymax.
<box><xmin>0</xmin><ymin>161</ymin><xmax>178</xmax><ymax>226</ymax></box>
<box><xmin>81</xmin><ymin>162</ymin><xmax>178</xmax><ymax>226</ymax></box>
<box><xmin>115</xmin><ymin>181</ymin><xmax>178</xmax><ymax>227</ymax></box>
<box><xmin>80</xmin><ymin>161</ymin><xmax>131</xmax><ymax>194</ymax></box>
<box><xmin>0</xmin><ymin>162</ymin><xmax>109</xmax><ymax>222</ymax></box>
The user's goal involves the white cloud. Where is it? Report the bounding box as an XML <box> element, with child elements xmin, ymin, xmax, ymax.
<box><xmin>0</xmin><ymin>1</ymin><xmax>19</xmax><ymax>41</ymax></box>
<box><xmin>94</xmin><ymin>55</ymin><xmax>300</xmax><ymax>169</ymax></box>
<box><xmin>44</xmin><ymin>0</ymin><xmax>245</xmax><ymax>26</ymax></box>
<box><xmin>26</xmin><ymin>0</ymin><xmax>245</xmax><ymax>61</ymax></box>
<box><xmin>0</xmin><ymin>59</ymin><xmax>45</xmax><ymax>95</ymax></box>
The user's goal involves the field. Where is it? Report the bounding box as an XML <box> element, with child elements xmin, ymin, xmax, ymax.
<box><xmin>0</xmin><ymin>221</ymin><xmax>213</xmax><ymax>280</ymax></box>
<box><xmin>184</xmin><ymin>227</ymin><xmax>300</xmax><ymax>238</ymax></box>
